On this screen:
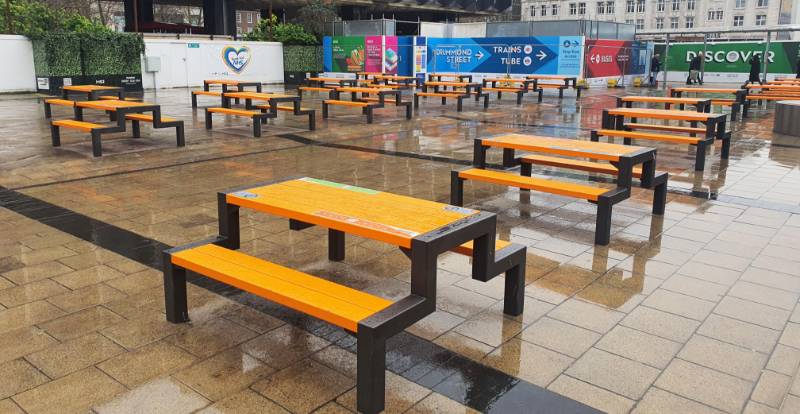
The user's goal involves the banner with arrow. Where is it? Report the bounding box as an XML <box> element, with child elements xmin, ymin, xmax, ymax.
<box><xmin>426</xmin><ymin>36</ymin><xmax>583</xmax><ymax>75</ymax></box>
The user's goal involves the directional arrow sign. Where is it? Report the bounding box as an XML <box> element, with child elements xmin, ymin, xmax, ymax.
<box><xmin>475</xmin><ymin>51</ymin><xmax>484</xmax><ymax>60</ymax></box>
<box><xmin>536</xmin><ymin>50</ymin><xmax>548</xmax><ymax>61</ymax></box>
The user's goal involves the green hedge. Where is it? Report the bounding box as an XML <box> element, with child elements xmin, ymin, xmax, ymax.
<box><xmin>283</xmin><ymin>45</ymin><xmax>323</xmax><ymax>72</ymax></box>
<box><xmin>32</xmin><ymin>33</ymin><xmax>144</xmax><ymax>76</ymax></box>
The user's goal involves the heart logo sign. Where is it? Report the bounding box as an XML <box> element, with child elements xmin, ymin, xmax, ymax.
<box><xmin>222</xmin><ymin>46</ymin><xmax>250</xmax><ymax>73</ymax></box>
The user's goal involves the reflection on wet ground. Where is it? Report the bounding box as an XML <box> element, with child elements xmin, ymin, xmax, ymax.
<box><xmin>1</xmin><ymin>84</ymin><xmax>799</xmax><ymax>413</ymax></box>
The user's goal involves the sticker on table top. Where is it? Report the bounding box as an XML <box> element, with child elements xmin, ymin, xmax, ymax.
<box><xmin>444</xmin><ymin>205</ymin><xmax>478</xmax><ymax>215</ymax></box>
<box><xmin>300</xmin><ymin>177</ymin><xmax>379</xmax><ymax>195</ymax></box>
<box><xmin>231</xmin><ymin>191</ymin><xmax>259</xmax><ymax>199</ymax></box>
<box><xmin>315</xmin><ymin>210</ymin><xmax>419</xmax><ymax>238</ymax></box>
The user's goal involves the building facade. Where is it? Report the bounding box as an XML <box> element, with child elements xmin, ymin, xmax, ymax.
<box><xmin>236</xmin><ymin>10</ymin><xmax>261</xmax><ymax>35</ymax></box>
<box><xmin>521</xmin><ymin>0</ymin><xmax>796</xmax><ymax>40</ymax></box>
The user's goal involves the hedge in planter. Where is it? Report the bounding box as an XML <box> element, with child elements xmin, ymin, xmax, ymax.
<box><xmin>284</xmin><ymin>45</ymin><xmax>323</xmax><ymax>72</ymax></box>
<box><xmin>32</xmin><ymin>32</ymin><xmax>145</xmax><ymax>94</ymax></box>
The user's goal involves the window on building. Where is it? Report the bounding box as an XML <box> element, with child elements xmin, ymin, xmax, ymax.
<box><xmin>625</xmin><ymin>18</ymin><xmax>634</xmax><ymax>24</ymax></box>
<box><xmin>626</xmin><ymin>0</ymin><xmax>635</xmax><ymax>13</ymax></box>
<box><xmin>707</xmin><ymin>9</ymin><xmax>723</xmax><ymax>20</ymax></box>
<box><xmin>733</xmin><ymin>15</ymin><xmax>744</xmax><ymax>26</ymax></box>
<box><xmin>756</xmin><ymin>0</ymin><xmax>768</xmax><ymax>6</ymax></box>
<box><xmin>570</xmin><ymin>2</ymin><xmax>577</xmax><ymax>14</ymax></box>
<box><xmin>636</xmin><ymin>0</ymin><xmax>645</xmax><ymax>12</ymax></box>
<box><xmin>655</xmin><ymin>17</ymin><xmax>664</xmax><ymax>28</ymax></box>
<box><xmin>236</xmin><ymin>11</ymin><xmax>241</xmax><ymax>23</ymax></box>
<box><xmin>247</xmin><ymin>13</ymin><xmax>252</xmax><ymax>23</ymax></box>
<box><xmin>530</xmin><ymin>5</ymin><xmax>536</xmax><ymax>16</ymax></box>
<box><xmin>756</xmin><ymin>14</ymin><xmax>767</xmax><ymax>25</ymax></box>
<box><xmin>735</xmin><ymin>0</ymin><xmax>746</xmax><ymax>8</ymax></box>
<box><xmin>685</xmin><ymin>16</ymin><xmax>694</xmax><ymax>27</ymax></box>
<box><xmin>541</xmin><ymin>4</ymin><xmax>548</xmax><ymax>15</ymax></box>
<box><xmin>606</xmin><ymin>1</ymin><xmax>615</xmax><ymax>13</ymax></box>
<box><xmin>671</xmin><ymin>0</ymin><xmax>680</xmax><ymax>11</ymax></box>
<box><xmin>686</xmin><ymin>0</ymin><xmax>695</xmax><ymax>10</ymax></box>
<box><xmin>670</xmin><ymin>16</ymin><xmax>679</xmax><ymax>28</ymax></box>
<box><xmin>635</xmin><ymin>18</ymin><xmax>644</xmax><ymax>29</ymax></box>
<box><xmin>552</xmin><ymin>3</ymin><xmax>559</xmax><ymax>15</ymax></box>
<box><xmin>656</xmin><ymin>0</ymin><xmax>665</xmax><ymax>12</ymax></box>
<box><xmin>579</xmin><ymin>2</ymin><xmax>586</xmax><ymax>14</ymax></box>
<box><xmin>597</xmin><ymin>1</ymin><xmax>605</xmax><ymax>14</ymax></box>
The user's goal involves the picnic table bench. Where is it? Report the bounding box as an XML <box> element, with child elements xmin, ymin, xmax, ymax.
<box><xmin>427</xmin><ymin>73</ymin><xmax>473</xmax><ymax>82</ymax></box>
<box><xmin>373</xmin><ymin>74</ymin><xmax>421</xmax><ymax>88</ymax></box>
<box><xmin>51</xmin><ymin>99</ymin><xmax>183</xmax><ymax>156</ymax></box>
<box><xmin>164</xmin><ymin>177</ymin><xmax>527</xmax><ymax>414</ymax></box>
<box><xmin>617</xmin><ymin>96</ymin><xmax>713</xmax><ymax>113</ymax></box>
<box><xmin>669</xmin><ymin>87</ymin><xmax>748</xmax><ymax>119</ymax></box>
<box><xmin>480</xmin><ymin>78</ymin><xmax>539</xmax><ymax>104</ymax></box>
<box><xmin>323</xmin><ymin>87</ymin><xmax>411</xmax><ymax>123</ymax></box>
<box><xmin>526</xmin><ymin>75</ymin><xmax>578</xmax><ymax>88</ymax></box>
<box><xmin>219</xmin><ymin>91</ymin><xmax>315</xmax><ymax>131</ymax></box>
<box><xmin>599</xmin><ymin>107</ymin><xmax>729</xmax><ymax>171</ymax></box>
<box><xmin>416</xmin><ymin>81</ymin><xmax>488</xmax><ymax>111</ymax></box>
<box><xmin>62</xmin><ymin>85</ymin><xmax>123</xmax><ymax>101</ymax></box>
<box><xmin>191</xmin><ymin>80</ymin><xmax>263</xmax><ymax>107</ymax></box>
<box><xmin>452</xmin><ymin>134</ymin><xmax>660</xmax><ymax>245</ymax></box>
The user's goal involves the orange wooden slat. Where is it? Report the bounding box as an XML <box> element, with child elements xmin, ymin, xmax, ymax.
<box><xmin>481</xmin><ymin>134</ymin><xmax>645</xmax><ymax>161</ymax></box>
<box><xmin>458</xmin><ymin>168</ymin><xmax>608</xmax><ymax>201</ymax></box>
<box><xmin>606</xmin><ymin>107</ymin><xmax>719</xmax><ymax>121</ymax></box>
<box><xmin>172</xmin><ymin>247</ymin><xmax>391</xmax><ymax>332</ymax></box>
<box><xmin>597</xmin><ymin>129</ymin><xmax>701</xmax><ymax>144</ymax></box>
<box><xmin>226</xmin><ymin>178</ymin><xmax>478</xmax><ymax>249</ymax></box>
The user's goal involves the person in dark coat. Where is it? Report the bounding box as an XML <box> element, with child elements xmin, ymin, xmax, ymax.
<box><xmin>687</xmin><ymin>53</ymin><xmax>702</xmax><ymax>85</ymax></box>
<box><xmin>748</xmin><ymin>55</ymin><xmax>762</xmax><ymax>85</ymax></box>
<box><xmin>650</xmin><ymin>54</ymin><xmax>661</xmax><ymax>86</ymax></box>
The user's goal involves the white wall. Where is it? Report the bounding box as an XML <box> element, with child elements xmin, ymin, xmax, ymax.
<box><xmin>141</xmin><ymin>38</ymin><xmax>284</xmax><ymax>89</ymax></box>
<box><xmin>0</xmin><ymin>35</ymin><xmax>36</xmax><ymax>93</ymax></box>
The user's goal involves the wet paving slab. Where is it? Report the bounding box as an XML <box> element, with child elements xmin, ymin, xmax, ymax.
<box><xmin>0</xmin><ymin>84</ymin><xmax>799</xmax><ymax>413</ymax></box>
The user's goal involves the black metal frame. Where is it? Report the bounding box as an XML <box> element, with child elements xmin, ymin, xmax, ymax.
<box><xmin>159</xmin><ymin>177</ymin><xmax>524</xmax><ymax>414</ymax></box>
<box><xmin>128</xmin><ymin>116</ymin><xmax>186</xmax><ymax>147</ymax></box>
<box><xmin>43</xmin><ymin>99</ymin><xmax>75</xmax><ymax>119</ymax></box>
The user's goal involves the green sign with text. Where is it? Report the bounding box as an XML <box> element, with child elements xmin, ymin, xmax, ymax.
<box><xmin>664</xmin><ymin>41</ymin><xmax>799</xmax><ymax>73</ymax></box>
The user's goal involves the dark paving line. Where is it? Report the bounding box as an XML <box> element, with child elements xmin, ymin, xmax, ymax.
<box><xmin>440</xmin><ymin>114</ymin><xmax>593</xmax><ymax>131</ymax></box>
<box><xmin>0</xmin><ymin>184</ymin><xmax>600</xmax><ymax>414</ymax></box>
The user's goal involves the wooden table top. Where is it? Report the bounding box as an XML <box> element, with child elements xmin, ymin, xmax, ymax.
<box><xmin>670</xmin><ymin>87</ymin><xmax>741</xmax><ymax>94</ymax></box>
<box><xmin>375</xmin><ymin>75</ymin><xmax>415</xmax><ymax>80</ymax></box>
<box><xmin>335</xmin><ymin>87</ymin><xmax>395</xmax><ymax>94</ymax></box>
<box><xmin>75</xmin><ymin>100</ymin><xmax>150</xmax><ymax>110</ymax></box>
<box><xmin>226</xmin><ymin>178</ymin><xmax>479</xmax><ymax>248</ymax></box>
<box><xmin>425</xmin><ymin>81</ymin><xmax>476</xmax><ymax>87</ymax></box>
<box><xmin>481</xmin><ymin>134</ymin><xmax>651</xmax><ymax>161</ymax></box>
<box><xmin>222</xmin><ymin>91</ymin><xmax>296</xmax><ymax>100</ymax></box>
<box><xmin>606</xmin><ymin>107</ymin><xmax>724</xmax><ymax>121</ymax></box>
<box><xmin>63</xmin><ymin>85</ymin><xmax>120</xmax><ymax>92</ymax></box>
<box><xmin>483</xmin><ymin>78</ymin><xmax>528</xmax><ymax>83</ymax></box>
<box><xmin>526</xmin><ymin>75</ymin><xmax>575</xmax><ymax>80</ymax></box>
<box><xmin>620</xmin><ymin>96</ymin><xmax>710</xmax><ymax>103</ymax></box>
<box><xmin>308</xmin><ymin>77</ymin><xmax>350</xmax><ymax>83</ymax></box>
<box><xmin>746</xmin><ymin>84</ymin><xmax>800</xmax><ymax>90</ymax></box>
<box><xmin>204</xmin><ymin>80</ymin><xmax>240</xmax><ymax>85</ymax></box>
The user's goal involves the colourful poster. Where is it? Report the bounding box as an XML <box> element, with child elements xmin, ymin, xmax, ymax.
<box><xmin>384</xmin><ymin>36</ymin><xmax>399</xmax><ymax>74</ymax></box>
<box><xmin>365</xmin><ymin>36</ymin><xmax>383</xmax><ymax>73</ymax></box>
<box><xmin>585</xmin><ymin>40</ymin><xmax>648</xmax><ymax>78</ymax></box>
<box><xmin>425</xmin><ymin>36</ymin><xmax>583</xmax><ymax>75</ymax></box>
<box><xmin>664</xmin><ymin>41</ymin><xmax>799</xmax><ymax>73</ymax></box>
<box><xmin>330</xmin><ymin>36</ymin><xmax>365</xmax><ymax>72</ymax></box>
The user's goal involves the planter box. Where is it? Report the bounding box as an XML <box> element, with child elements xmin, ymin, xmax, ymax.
<box><xmin>36</xmin><ymin>75</ymin><xmax>143</xmax><ymax>96</ymax></box>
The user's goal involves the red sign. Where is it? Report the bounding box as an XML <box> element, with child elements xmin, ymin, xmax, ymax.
<box><xmin>585</xmin><ymin>40</ymin><xmax>629</xmax><ymax>77</ymax></box>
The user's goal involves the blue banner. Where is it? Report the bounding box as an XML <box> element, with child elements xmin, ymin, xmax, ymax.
<box><xmin>426</xmin><ymin>36</ymin><xmax>583</xmax><ymax>75</ymax></box>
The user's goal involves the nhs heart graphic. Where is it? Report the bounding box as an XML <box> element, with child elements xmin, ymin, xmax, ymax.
<box><xmin>222</xmin><ymin>46</ymin><xmax>250</xmax><ymax>73</ymax></box>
